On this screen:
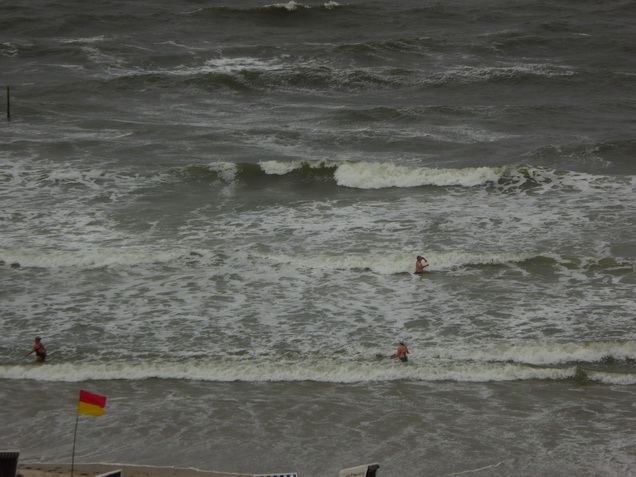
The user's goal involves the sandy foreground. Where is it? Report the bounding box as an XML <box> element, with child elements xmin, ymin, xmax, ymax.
<box><xmin>16</xmin><ymin>463</ymin><xmax>253</xmax><ymax>477</ymax></box>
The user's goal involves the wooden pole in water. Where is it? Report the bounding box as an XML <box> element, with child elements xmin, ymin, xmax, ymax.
<box><xmin>6</xmin><ymin>86</ymin><xmax>10</xmax><ymax>121</ymax></box>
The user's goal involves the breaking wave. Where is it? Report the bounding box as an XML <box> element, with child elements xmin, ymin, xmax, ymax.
<box><xmin>175</xmin><ymin>161</ymin><xmax>634</xmax><ymax>192</ymax></box>
<box><xmin>3</xmin><ymin>340</ymin><xmax>635</xmax><ymax>385</ymax></box>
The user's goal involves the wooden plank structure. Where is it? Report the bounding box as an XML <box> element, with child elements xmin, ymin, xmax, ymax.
<box><xmin>0</xmin><ymin>451</ymin><xmax>19</xmax><ymax>477</ymax></box>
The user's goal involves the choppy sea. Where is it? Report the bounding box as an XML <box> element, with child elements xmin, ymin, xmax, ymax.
<box><xmin>2</xmin><ymin>1</ymin><xmax>636</xmax><ymax>476</ymax></box>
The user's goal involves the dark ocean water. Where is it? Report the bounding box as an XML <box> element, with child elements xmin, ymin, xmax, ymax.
<box><xmin>2</xmin><ymin>1</ymin><xmax>636</xmax><ymax>476</ymax></box>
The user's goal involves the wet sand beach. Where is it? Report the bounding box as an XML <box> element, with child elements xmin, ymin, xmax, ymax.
<box><xmin>17</xmin><ymin>463</ymin><xmax>251</xmax><ymax>477</ymax></box>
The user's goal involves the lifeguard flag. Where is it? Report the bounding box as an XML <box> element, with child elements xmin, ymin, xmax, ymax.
<box><xmin>77</xmin><ymin>390</ymin><xmax>107</xmax><ymax>416</ymax></box>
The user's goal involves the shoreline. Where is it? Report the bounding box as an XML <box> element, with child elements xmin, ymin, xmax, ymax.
<box><xmin>17</xmin><ymin>463</ymin><xmax>252</xmax><ymax>477</ymax></box>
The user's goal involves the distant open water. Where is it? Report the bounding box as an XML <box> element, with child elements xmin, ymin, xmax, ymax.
<box><xmin>1</xmin><ymin>1</ymin><xmax>636</xmax><ymax>476</ymax></box>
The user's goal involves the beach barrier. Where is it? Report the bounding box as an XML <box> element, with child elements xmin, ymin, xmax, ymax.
<box><xmin>338</xmin><ymin>463</ymin><xmax>380</xmax><ymax>477</ymax></box>
<box><xmin>0</xmin><ymin>451</ymin><xmax>19</xmax><ymax>477</ymax></box>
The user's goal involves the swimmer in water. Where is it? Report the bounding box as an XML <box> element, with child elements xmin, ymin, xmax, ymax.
<box><xmin>390</xmin><ymin>342</ymin><xmax>409</xmax><ymax>363</ymax></box>
<box><xmin>415</xmin><ymin>256</ymin><xmax>428</xmax><ymax>274</ymax></box>
<box><xmin>25</xmin><ymin>336</ymin><xmax>47</xmax><ymax>363</ymax></box>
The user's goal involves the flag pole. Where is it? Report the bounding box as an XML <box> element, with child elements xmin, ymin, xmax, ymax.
<box><xmin>72</xmin><ymin>389</ymin><xmax>107</xmax><ymax>477</ymax></box>
<box><xmin>71</xmin><ymin>412</ymin><xmax>79</xmax><ymax>477</ymax></box>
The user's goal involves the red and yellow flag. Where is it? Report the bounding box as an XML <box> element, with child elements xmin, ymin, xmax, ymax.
<box><xmin>77</xmin><ymin>390</ymin><xmax>107</xmax><ymax>416</ymax></box>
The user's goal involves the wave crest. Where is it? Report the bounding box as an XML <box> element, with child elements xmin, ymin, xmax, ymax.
<box><xmin>3</xmin><ymin>340</ymin><xmax>634</xmax><ymax>385</ymax></box>
<box><xmin>174</xmin><ymin>161</ymin><xmax>624</xmax><ymax>192</ymax></box>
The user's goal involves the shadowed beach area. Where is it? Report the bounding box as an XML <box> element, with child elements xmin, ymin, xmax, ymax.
<box><xmin>17</xmin><ymin>464</ymin><xmax>252</xmax><ymax>477</ymax></box>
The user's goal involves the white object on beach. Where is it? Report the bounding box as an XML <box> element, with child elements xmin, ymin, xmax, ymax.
<box><xmin>252</xmin><ymin>473</ymin><xmax>298</xmax><ymax>477</ymax></box>
<box><xmin>339</xmin><ymin>463</ymin><xmax>380</xmax><ymax>477</ymax></box>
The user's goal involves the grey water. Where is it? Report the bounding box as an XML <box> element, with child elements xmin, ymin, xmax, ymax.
<box><xmin>2</xmin><ymin>0</ymin><xmax>636</xmax><ymax>475</ymax></box>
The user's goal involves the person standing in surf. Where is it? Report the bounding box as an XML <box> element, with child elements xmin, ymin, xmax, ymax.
<box><xmin>391</xmin><ymin>342</ymin><xmax>409</xmax><ymax>363</ymax></box>
<box><xmin>25</xmin><ymin>336</ymin><xmax>47</xmax><ymax>363</ymax></box>
<box><xmin>415</xmin><ymin>255</ymin><xmax>428</xmax><ymax>274</ymax></box>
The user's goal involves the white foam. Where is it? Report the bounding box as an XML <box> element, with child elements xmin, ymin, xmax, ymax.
<box><xmin>201</xmin><ymin>56</ymin><xmax>285</xmax><ymax>74</ymax></box>
<box><xmin>259</xmin><ymin>160</ymin><xmax>304</xmax><ymax>175</ymax></box>
<box><xmin>5</xmin><ymin>340</ymin><xmax>635</xmax><ymax>385</ymax></box>
<box><xmin>587</xmin><ymin>371</ymin><xmax>636</xmax><ymax>385</ymax></box>
<box><xmin>206</xmin><ymin>161</ymin><xmax>239</xmax><ymax>182</ymax></box>
<box><xmin>83</xmin><ymin>54</ymin><xmax>291</xmax><ymax>81</ymax></box>
<box><xmin>60</xmin><ymin>36</ymin><xmax>107</xmax><ymax>44</ymax></box>
<box><xmin>0</xmin><ymin>247</ymin><xmax>191</xmax><ymax>269</ymax></box>
<box><xmin>1</xmin><ymin>42</ymin><xmax>19</xmax><ymax>57</ymax></box>
<box><xmin>333</xmin><ymin>162</ymin><xmax>506</xmax><ymax>189</ymax></box>
<box><xmin>426</xmin><ymin>340</ymin><xmax>636</xmax><ymax>366</ymax></box>
<box><xmin>264</xmin><ymin>1</ymin><xmax>302</xmax><ymax>11</ymax></box>
<box><xmin>434</xmin><ymin>63</ymin><xmax>576</xmax><ymax>84</ymax></box>
<box><xmin>266</xmin><ymin>250</ymin><xmax>534</xmax><ymax>274</ymax></box>
<box><xmin>4</xmin><ymin>357</ymin><xmax>630</xmax><ymax>384</ymax></box>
